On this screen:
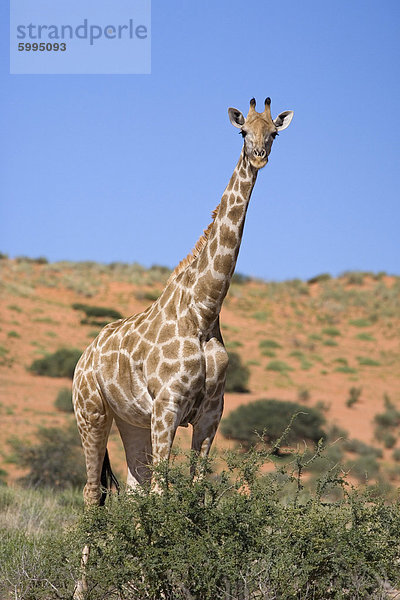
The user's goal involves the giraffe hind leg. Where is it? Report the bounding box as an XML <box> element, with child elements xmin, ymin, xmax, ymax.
<box><xmin>73</xmin><ymin>380</ymin><xmax>113</xmax><ymax>507</ymax></box>
<box><xmin>72</xmin><ymin>383</ymin><xmax>113</xmax><ymax>599</ymax></box>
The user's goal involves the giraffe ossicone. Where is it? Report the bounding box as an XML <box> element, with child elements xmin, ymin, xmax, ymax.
<box><xmin>72</xmin><ymin>96</ymin><xmax>294</xmax><ymax>507</ymax></box>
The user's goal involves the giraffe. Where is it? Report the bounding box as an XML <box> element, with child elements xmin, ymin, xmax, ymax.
<box><xmin>72</xmin><ymin>96</ymin><xmax>293</xmax><ymax>597</ymax></box>
<box><xmin>73</xmin><ymin>97</ymin><xmax>293</xmax><ymax>504</ymax></box>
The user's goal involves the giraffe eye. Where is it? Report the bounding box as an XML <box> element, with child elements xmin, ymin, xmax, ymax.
<box><xmin>240</xmin><ymin>130</ymin><xmax>247</xmax><ymax>138</ymax></box>
<box><xmin>271</xmin><ymin>131</ymin><xmax>279</xmax><ymax>139</ymax></box>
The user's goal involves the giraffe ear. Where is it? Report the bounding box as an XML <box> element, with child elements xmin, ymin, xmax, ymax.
<box><xmin>274</xmin><ymin>110</ymin><xmax>294</xmax><ymax>131</ymax></box>
<box><xmin>228</xmin><ymin>108</ymin><xmax>245</xmax><ymax>129</ymax></box>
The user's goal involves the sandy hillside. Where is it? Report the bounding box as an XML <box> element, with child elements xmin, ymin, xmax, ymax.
<box><xmin>0</xmin><ymin>257</ymin><xmax>399</xmax><ymax>485</ymax></box>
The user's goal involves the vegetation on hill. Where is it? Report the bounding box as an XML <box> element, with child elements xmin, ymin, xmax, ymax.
<box><xmin>1</xmin><ymin>257</ymin><xmax>400</xmax><ymax>489</ymax></box>
<box><xmin>225</xmin><ymin>351</ymin><xmax>250</xmax><ymax>393</ymax></box>
<box><xmin>220</xmin><ymin>398</ymin><xmax>326</xmax><ymax>448</ymax></box>
<box><xmin>54</xmin><ymin>387</ymin><xmax>74</xmax><ymax>412</ymax></box>
<box><xmin>28</xmin><ymin>348</ymin><xmax>82</xmax><ymax>378</ymax></box>
<box><xmin>7</xmin><ymin>424</ymin><xmax>86</xmax><ymax>490</ymax></box>
<box><xmin>72</xmin><ymin>303</ymin><xmax>123</xmax><ymax>326</ymax></box>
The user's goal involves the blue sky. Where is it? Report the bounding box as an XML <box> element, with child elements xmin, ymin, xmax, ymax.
<box><xmin>1</xmin><ymin>1</ymin><xmax>399</xmax><ymax>281</ymax></box>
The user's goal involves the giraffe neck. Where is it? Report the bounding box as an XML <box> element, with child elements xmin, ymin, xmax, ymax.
<box><xmin>188</xmin><ymin>149</ymin><xmax>258</xmax><ymax>327</ymax></box>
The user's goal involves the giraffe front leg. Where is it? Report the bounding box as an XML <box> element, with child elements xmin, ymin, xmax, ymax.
<box><xmin>191</xmin><ymin>396</ymin><xmax>224</xmax><ymax>478</ymax></box>
<box><xmin>150</xmin><ymin>395</ymin><xmax>181</xmax><ymax>493</ymax></box>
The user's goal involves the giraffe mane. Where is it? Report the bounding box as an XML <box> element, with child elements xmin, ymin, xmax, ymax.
<box><xmin>166</xmin><ymin>205</ymin><xmax>219</xmax><ymax>284</ymax></box>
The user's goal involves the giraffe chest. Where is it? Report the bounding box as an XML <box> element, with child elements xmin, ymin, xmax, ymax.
<box><xmin>92</xmin><ymin>312</ymin><xmax>227</xmax><ymax>428</ymax></box>
<box><xmin>142</xmin><ymin>333</ymin><xmax>206</xmax><ymax>400</ymax></box>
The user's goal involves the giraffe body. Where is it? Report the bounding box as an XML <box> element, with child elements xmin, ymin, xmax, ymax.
<box><xmin>73</xmin><ymin>287</ymin><xmax>228</xmax><ymax>499</ymax></box>
<box><xmin>72</xmin><ymin>97</ymin><xmax>293</xmax><ymax>507</ymax></box>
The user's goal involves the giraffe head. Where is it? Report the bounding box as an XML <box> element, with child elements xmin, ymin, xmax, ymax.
<box><xmin>228</xmin><ymin>97</ymin><xmax>293</xmax><ymax>170</ymax></box>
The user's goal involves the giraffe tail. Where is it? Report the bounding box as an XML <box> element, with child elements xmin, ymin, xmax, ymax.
<box><xmin>100</xmin><ymin>449</ymin><xmax>120</xmax><ymax>506</ymax></box>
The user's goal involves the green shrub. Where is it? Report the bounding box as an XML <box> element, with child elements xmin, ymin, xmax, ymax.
<box><xmin>334</xmin><ymin>357</ymin><xmax>348</xmax><ymax>366</ymax></box>
<box><xmin>231</xmin><ymin>271</ymin><xmax>251</xmax><ymax>284</ymax></box>
<box><xmin>374</xmin><ymin>396</ymin><xmax>400</xmax><ymax>450</ymax></box>
<box><xmin>54</xmin><ymin>387</ymin><xmax>73</xmax><ymax>412</ymax></box>
<box><xmin>382</xmin><ymin>432</ymin><xmax>397</xmax><ymax>449</ymax></box>
<box><xmin>2</xmin><ymin>452</ymin><xmax>400</xmax><ymax>600</ymax></box>
<box><xmin>251</xmin><ymin>311</ymin><xmax>269</xmax><ymax>322</ymax></box>
<box><xmin>7</xmin><ymin>304</ymin><xmax>22</xmax><ymax>312</ymax></box>
<box><xmin>72</xmin><ymin>303</ymin><xmax>123</xmax><ymax>327</ymax></box>
<box><xmin>259</xmin><ymin>339</ymin><xmax>281</xmax><ymax>356</ymax></box>
<box><xmin>297</xmin><ymin>388</ymin><xmax>310</xmax><ymax>403</ymax></box>
<box><xmin>392</xmin><ymin>448</ymin><xmax>400</xmax><ymax>462</ymax></box>
<box><xmin>347</xmin><ymin>455</ymin><xmax>380</xmax><ymax>482</ymax></box>
<box><xmin>290</xmin><ymin>352</ymin><xmax>313</xmax><ymax>370</ymax></box>
<box><xmin>7</xmin><ymin>424</ymin><xmax>86</xmax><ymax>490</ymax></box>
<box><xmin>322</xmin><ymin>327</ymin><xmax>341</xmax><ymax>337</ymax></box>
<box><xmin>309</xmin><ymin>333</ymin><xmax>323</xmax><ymax>341</ymax></box>
<box><xmin>28</xmin><ymin>348</ymin><xmax>82</xmax><ymax>378</ymax></box>
<box><xmin>346</xmin><ymin>386</ymin><xmax>362</xmax><ymax>408</ymax></box>
<box><xmin>0</xmin><ymin>346</ymin><xmax>13</xmax><ymax>367</ymax></box>
<box><xmin>0</xmin><ymin>467</ymin><xmax>7</xmax><ymax>486</ymax></box>
<box><xmin>143</xmin><ymin>291</ymin><xmax>161</xmax><ymax>301</ymax></box>
<box><xmin>343</xmin><ymin>438</ymin><xmax>382</xmax><ymax>458</ymax></box>
<box><xmin>220</xmin><ymin>398</ymin><xmax>325</xmax><ymax>448</ymax></box>
<box><xmin>260</xmin><ymin>349</ymin><xmax>276</xmax><ymax>357</ymax></box>
<box><xmin>335</xmin><ymin>365</ymin><xmax>357</xmax><ymax>374</ymax></box>
<box><xmin>77</xmin><ymin>454</ymin><xmax>400</xmax><ymax>599</ymax></box>
<box><xmin>226</xmin><ymin>340</ymin><xmax>243</xmax><ymax>350</ymax></box>
<box><xmin>259</xmin><ymin>338</ymin><xmax>282</xmax><ymax>350</ymax></box>
<box><xmin>7</xmin><ymin>330</ymin><xmax>20</xmax><ymax>338</ymax></box>
<box><xmin>344</xmin><ymin>271</ymin><xmax>365</xmax><ymax>285</ymax></box>
<box><xmin>323</xmin><ymin>339</ymin><xmax>338</xmax><ymax>346</ymax></box>
<box><xmin>266</xmin><ymin>360</ymin><xmax>294</xmax><ymax>373</ymax></box>
<box><xmin>356</xmin><ymin>333</ymin><xmax>375</xmax><ymax>341</ymax></box>
<box><xmin>300</xmin><ymin>359</ymin><xmax>313</xmax><ymax>370</ymax></box>
<box><xmin>374</xmin><ymin>395</ymin><xmax>400</xmax><ymax>428</ymax></box>
<box><xmin>307</xmin><ymin>273</ymin><xmax>332</xmax><ymax>284</ymax></box>
<box><xmin>349</xmin><ymin>318</ymin><xmax>373</xmax><ymax>327</ymax></box>
<box><xmin>72</xmin><ymin>303</ymin><xmax>122</xmax><ymax>320</ymax></box>
<box><xmin>16</xmin><ymin>255</ymin><xmax>48</xmax><ymax>265</ymax></box>
<box><xmin>225</xmin><ymin>351</ymin><xmax>250</xmax><ymax>393</ymax></box>
<box><xmin>357</xmin><ymin>356</ymin><xmax>381</xmax><ymax>367</ymax></box>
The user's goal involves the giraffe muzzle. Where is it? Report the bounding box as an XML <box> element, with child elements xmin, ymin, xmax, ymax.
<box><xmin>249</xmin><ymin>151</ymin><xmax>268</xmax><ymax>169</ymax></box>
<box><xmin>253</xmin><ymin>148</ymin><xmax>266</xmax><ymax>159</ymax></box>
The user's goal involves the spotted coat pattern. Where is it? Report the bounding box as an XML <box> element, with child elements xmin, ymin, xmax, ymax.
<box><xmin>72</xmin><ymin>98</ymin><xmax>293</xmax><ymax>506</ymax></box>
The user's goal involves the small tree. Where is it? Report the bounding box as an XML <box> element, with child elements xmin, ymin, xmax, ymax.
<box><xmin>28</xmin><ymin>348</ymin><xmax>82</xmax><ymax>379</ymax></box>
<box><xmin>346</xmin><ymin>387</ymin><xmax>362</xmax><ymax>408</ymax></box>
<box><xmin>55</xmin><ymin>387</ymin><xmax>74</xmax><ymax>412</ymax></box>
<box><xmin>225</xmin><ymin>351</ymin><xmax>250</xmax><ymax>393</ymax></box>
<box><xmin>8</xmin><ymin>425</ymin><xmax>85</xmax><ymax>490</ymax></box>
<box><xmin>221</xmin><ymin>399</ymin><xmax>325</xmax><ymax>449</ymax></box>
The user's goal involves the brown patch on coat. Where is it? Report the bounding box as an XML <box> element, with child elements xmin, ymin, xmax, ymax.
<box><xmin>219</xmin><ymin>224</ymin><xmax>237</xmax><ymax>249</ymax></box>
<box><xmin>158</xmin><ymin>323</ymin><xmax>177</xmax><ymax>344</ymax></box>
<box><xmin>227</xmin><ymin>205</ymin><xmax>243</xmax><ymax>225</ymax></box>
<box><xmin>214</xmin><ymin>254</ymin><xmax>232</xmax><ymax>275</ymax></box>
<box><xmin>183</xmin><ymin>339</ymin><xmax>199</xmax><ymax>357</ymax></box>
<box><xmin>184</xmin><ymin>358</ymin><xmax>201</xmax><ymax>377</ymax></box>
<box><xmin>147</xmin><ymin>348</ymin><xmax>161</xmax><ymax>374</ymax></box>
<box><xmin>162</xmin><ymin>339</ymin><xmax>180</xmax><ymax>359</ymax></box>
<box><xmin>159</xmin><ymin>361</ymin><xmax>180</xmax><ymax>381</ymax></box>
